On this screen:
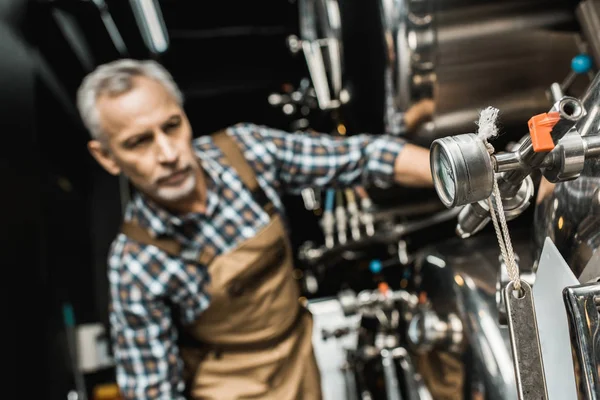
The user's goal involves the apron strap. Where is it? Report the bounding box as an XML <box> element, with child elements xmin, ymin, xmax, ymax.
<box><xmin>212</xmin><ymin>130</ymin><xmax>276</xmax><ymax>216</ymax></box>
<box><xmin>120</xmin><ymin>220</ymin><xmax>215</xmax><ymax>265</ymax></box>
<box><xmin>121</xmin><ymin>221</ymin><xmax>182</xmax><ymax>256</ymax></box>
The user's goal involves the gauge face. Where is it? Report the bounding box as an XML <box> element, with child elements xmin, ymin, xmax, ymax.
<box><xmin>436</xmin><ymin>150</ymin><xmax>456</xmax><ymax>203</ymax></box>
<box><xmin>431</xmin><ymin>133</ymin><xmax>494</xmax><ymax>208</ymax></box>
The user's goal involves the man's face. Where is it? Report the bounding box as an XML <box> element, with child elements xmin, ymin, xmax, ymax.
<box><xmin>88</xmin><ymin>76</ymin><xmax>200</xmax><ymax>204</ymax></box>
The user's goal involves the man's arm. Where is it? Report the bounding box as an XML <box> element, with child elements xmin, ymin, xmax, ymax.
<box><xmin>109</xmin><ymin>240</ymin><xmax>192</xmax><ymax>400</ymax></box>
<box><xmin>393</xmin><ymin>142</ymin><xmax>433</xmax><ymax>187</ymax></box>
<box><xmin>230</xmin><ymin>123</ymin><xmax>432</xmax><ymax>193</ymax></box>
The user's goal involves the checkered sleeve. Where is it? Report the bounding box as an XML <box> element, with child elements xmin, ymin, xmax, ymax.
<box><xmin>108</xmin><ymin>236</ymin><xmax>210</xmax><ymax>400</ymax></box>
<box><xmin>229</xmin><ymin>123</ymin><xmax>405</xmax><ymax>193</ymax></box>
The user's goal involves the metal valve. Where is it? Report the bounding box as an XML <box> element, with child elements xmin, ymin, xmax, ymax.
<box><xmin>407</xmin><ymin>310</ymin><xmax>464</xmax><ymax>354</ymax></box>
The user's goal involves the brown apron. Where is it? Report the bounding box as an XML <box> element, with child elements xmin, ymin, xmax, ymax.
<box><xmin>121</xmin><ymin>132</ymin><xmax>322</xmax><ymax>400</ymax></box>
<box><xmin>417</xmin><ymin>352</ymin><xmax>464</xmax><ymax>400</ymax></box>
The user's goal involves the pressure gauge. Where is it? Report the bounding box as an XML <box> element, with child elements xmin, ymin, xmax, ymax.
<box><xmin>430</xmin><ymin>133</ymin><xmax>495</xmax><ymax>208</ymax></box>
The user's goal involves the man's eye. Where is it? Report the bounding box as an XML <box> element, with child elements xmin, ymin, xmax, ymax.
<box><xmin>165</xmin><ymin>120</ymin><xmax>181</xmax><ymax>132</ymax></box>
<box><xmin>127</xmin><ymin>136</ymin><xmax>151</xmax><ymax>148</ymax></box>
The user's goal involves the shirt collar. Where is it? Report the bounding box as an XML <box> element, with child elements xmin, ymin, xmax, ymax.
<box><xmin>125</xmin><ymin>135</ymin><xmax>227</xmax><ymax>238</ymax></box>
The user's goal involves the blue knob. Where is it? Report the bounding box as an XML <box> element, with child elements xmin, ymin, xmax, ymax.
<box><xmin>571</xmin><ymin>54</ymin><xmax>593</xmax><ymax>74</ymax></box>
<box><xmin>369</xmin><ymin>259</ymin><xmax>383</xmax><ymax>274</ymax></box>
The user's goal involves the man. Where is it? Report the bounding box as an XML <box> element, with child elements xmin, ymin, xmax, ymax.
<box><xmin>77</xmin><ymin>58</ymin><xmax>434</xmax><ymax>400</ymax></box>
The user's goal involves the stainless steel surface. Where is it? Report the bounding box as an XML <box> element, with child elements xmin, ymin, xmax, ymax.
<box><xmin>298</xmin><ymin>0</ymin><xmax>345</xmax><ymax>110</ymax></box>
<box><xmin>391</xmin><ymin>347</ymin><xmax>432</xmax><ymax>400</ymax></box>
<box><xmin>534</xmin><ymin>161</ymin><xmax>600</xmax><ymax>278</ymax></box>
<box><xmin>456</xmin><ymin>176</ymin><xmax>534</xmax><ymax>238</ymax></box>
<box><xmin>328</xmin><ymin>287</ymin><xmax>433</xmax><ymax>399</ymax></box>
<box><xmin>378</xmin><ymin>0</ymin><xmax>412</xmax><ymax>131</ymax></box>
<box><xmin>430</xmin><ymin>133</ymin><xmax>494</xmax><ymax>208</ymax></box>
<box><xmin>433</xmin><ymin>9</ymin><xmax>572</xmax><ymax>47</ymax></box>
<box><xmin>381</xmin><ymin>349</ymin><xmax>402</xmax><ymax>400</ymax></box>
<box><xmin>495</xmin><ymin>96</ymin><xmax>584</xmax><ymax>195</ymax></box>
<box><xmin>576</xmin><ymin>71</ymin><xmax>600</xmax><ymax>138</ymax></box>
<box><xmin>455</xmin><ymin>202</ymin><xmax>491</xmax><ymax>239</ymax></box>
<box><xmin>416</xmin><ymin>234</ymin><xmax>533</xmax><ymax>399</ymax></box>
<box><xmin>579</xmin><ymin>250</ymin><xmax>600</xmax><ymax>284</ymax></box>
<box><xmin>550</xmin><ymin>82</ymin><xmax>565</xmax><ymax>104</ymax></box>
<box><xmin>343</xmin><ymin>365</ymin><xmax>359</xmax><ymax>400</ymax></box>
<box><xmin>407</xmin><ymin>310</ymin><xmax>463</xmax><ymax>353</ymax></box>
<box><xmin>432</xmin><ymin>30</ymin><xmax>579</xmax><ymax>116</ymax></box>
<box><xmin>542</xmin><ymin>131</ymin><xmax>587</xmax><ymax>182</ymax></box>
<box><xmin>532</xmin><ymin>237</ymin><xmax>579</xmax><ymax>399</ymax></box>
<box><xmin>587</xmin><ymin>136</ymin><xmax>600</xmax><ymax>157</ymax></box>
<box><xmin>533</xmin><ymin>73</ymin><xmax>600</xmax><ymax>278</ymax></box>
<box><xmin>495</xmin><ymin>152</ymin><xmax>521</xmax><ymax>173</ymax></box>
<box><xmin>450</xmin><ymin>85</ymin><xmax>591</xmax><ymax>237</ymax></box>
<box><xmin>456</xmin><ymin>274</ymin><xmax>518</xmax><ymax>400</ymax></box>
<box><xmin>356</xmin><ymin>346</ymin><xmax>432</xmax><ymax>400</ymax></box>
<box><xmin>558</xmin><ymin>96</ymin><xmax>586</xmax><ymax>121</ymax></box>
<box><xmin>504</xmin><ymin>280</ymin><xmax>548</xmax><ymax>400</ymax></box>
<box><xmin>576</xmin><ymin>0</ymin><xmax>600</xmax><ymax>68</ymax></box>
<box><xmin>563</xmin><ymin>282</ymin><xmax>600</xmax><ymax>399</ymax></box>
<box><xmin>338</xmin><ymin>288</ymin><xmax>418</xmax><ymax>318</ymax></box>
<box><xmin>379</xmin><ymin>0</ymin><xmax>578</xmax><ymax>126</ymax></box>
<box><xmin>412</xmin><ymin>89</ymin><xmax>553</xmax><ymax>146</ymax></box>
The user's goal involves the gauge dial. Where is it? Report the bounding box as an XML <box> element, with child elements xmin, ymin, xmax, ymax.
<box><xmin>436</xmin><ymin>150</ymin><xmax>456</xmax><ymax>203</ymax></box>
<box><xmin>431</xmin><ymin>133</ymin><xmax>494</xmax><ymax>208</ymax></box>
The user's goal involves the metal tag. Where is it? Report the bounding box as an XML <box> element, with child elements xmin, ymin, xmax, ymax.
<box><xmin>504</xmin><ymin>280</ymin><xmax>548</xmax><ymax>400</ymax></box>
<box><xmin>532</xmin><ymin>237</ymin><xmax>578</xmax><ymax>399</ymax></box>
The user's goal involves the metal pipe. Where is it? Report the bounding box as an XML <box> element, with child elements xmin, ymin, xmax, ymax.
<box><xmin>381</xmin><ymin>349</ymin><xmax>403</xmax><ymax>400</ymax></box>
<box><xmin>392</xmin><ymin>347</ymin><xmax>432</xmax><ymax>400</ymax></box>
<box><xmin>301</xmin><ymin>207</ymin><xmax>461</xmax><ymax>264</ymax></box>
<box><xmin>494</xmin><ymin>152</ymin><xmax>521</xmax><ymax>173</ymax></box>
<box><xmin>497</xmin><ymin>96</ymin><xmax>584</xmax><ymax>196</ymax></box>
<box><xmin>323</xmin><ymin>189</ymin><xmax>335</xmax><ymax>248</ymax></box>
<box><xmin>576</xmin><ymin>72</ymin><xmax>600</xmax><ymax>137</ymax></box>
<box><xmin>576</xmin><ymin>0</ymin><xmax>600</xmax><ymax>68</ymax></box>
<box><xmin>585</xmin><ymin>136</ymin><xmax>600</xmax><ymax>157</ymax></box>
<box><xmin>455</xmin><ymin>275</ymin><xmax>518</xmax><ymax>399</ymax></box>
<box><xmin>343</xmin><ymin>364</ymin><xmax>359</xmax><ymax>400</ymax></box>
<box><xmin>549</xmin><ymin>82</ymin><xmax>564</xmax><ymax>104</ymax></box>
<box><xmin>379</xmin><ymin>0</ymin><xmax>412</xmax><ymax>114</ymax></box>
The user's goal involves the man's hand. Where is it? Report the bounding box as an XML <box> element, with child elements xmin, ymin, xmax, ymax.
<box><xmin>394</xmin><ymin>143</ymin><xmax>433</xmax><ymax>187</ymax></box>
<box><xmin>404</xmin><ymin>99</ymin><xmax>435</xmax><ymax>132</ymax></box>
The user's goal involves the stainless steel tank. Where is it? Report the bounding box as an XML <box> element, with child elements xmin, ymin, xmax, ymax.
<box><xmin>378</xmin><ymin>0</ymin><xmax>581</xmax><ymax>142</ymax></box>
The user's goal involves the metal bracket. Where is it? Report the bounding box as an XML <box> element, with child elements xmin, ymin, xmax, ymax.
<box><xmin>504</xmin><ymin>280</ymin><xmax>549</xmax><ymax>400</ymax></box>
<box><xmin>563</xmin><ymin>282</ymin><xmax>600</xmax><ymax>400</ymax></box>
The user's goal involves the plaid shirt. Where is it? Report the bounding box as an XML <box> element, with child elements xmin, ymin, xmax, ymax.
<box><xmin>108</xmin><ymin>123</ymin><xmax>406</xmax><ymax>399</ymax></box>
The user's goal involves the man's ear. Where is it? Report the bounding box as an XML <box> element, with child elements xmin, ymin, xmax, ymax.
<box><xmin>88</xmin><ymin>140</ymin><xmax>121</xmax><ymax>176</ymax></box>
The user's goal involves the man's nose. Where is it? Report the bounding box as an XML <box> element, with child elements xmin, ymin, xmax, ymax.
<box><xmin>156</xmin><ymin>135</ymin><xmax>178</xmax><ymax>164</ymax></box>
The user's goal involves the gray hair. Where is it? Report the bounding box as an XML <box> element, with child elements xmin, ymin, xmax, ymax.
<box><xmin>76</xmin><ymin>58</ymin><xmax>184</xmax><ymax>140</ymax></box>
